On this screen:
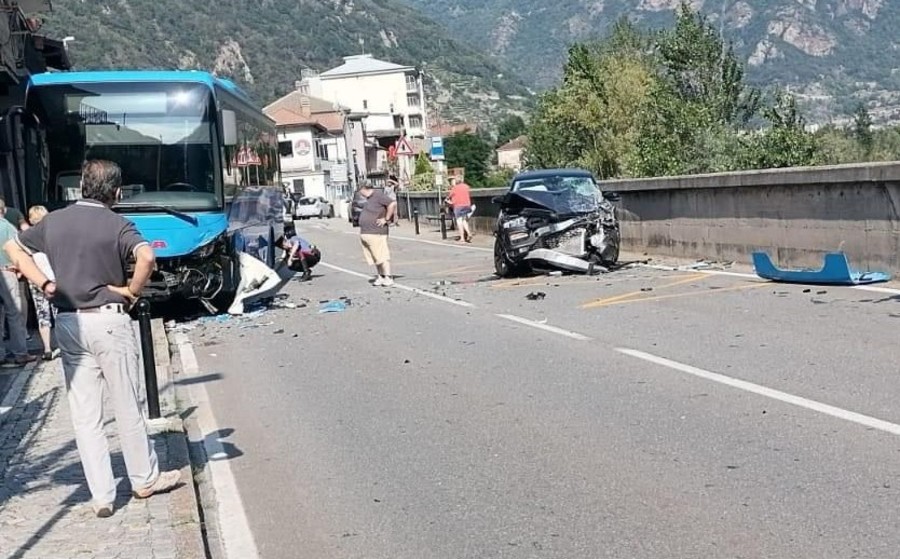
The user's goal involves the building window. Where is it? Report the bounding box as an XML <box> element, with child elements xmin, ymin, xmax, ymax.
<box><xmin>299</xmin><ymin>84</ymin><xmax>309</xmax><ymax>95</ymax></box>
<box><xmin>315</xmin><ymin>141</ymin><xmax>329</xmax><ymax>160</ymax></box>
<box><xmin>393</xmin><ymin>115</ymin><xmax>403</xmax><ymax>129</ymax></box>
<box><xmin>278</xmin><ymin>141</ymin><xmax>293</xmax><ymax>158</ymax></box>
<box><xmin>407</xmin><ymin>93</ymin><xmax>420</xmax><ymax>107</ymax></box>
<box><xmin>405</xmin><ymin>74</ymin><xmax>417</xmax><ymax>92</ymax></box>
<box><xmin>409</xmin><ymin>115</ymin><xmax>423</xmax><ymax>129</ymax></box>
<box><xmin>362</xmin><ymin>99</ymin><xmax>368</xmax><ymax>110</ymax></box>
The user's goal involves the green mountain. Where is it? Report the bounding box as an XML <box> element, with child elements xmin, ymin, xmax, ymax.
<box><xmin>401</xmin><ymin>0</ymin><xmax>900</xmax><ymax>123</ymax></box>
<box><xmin>41</xmin><ymin>0</ymin><xmax>531</xmax><ymax>127</ymax></box>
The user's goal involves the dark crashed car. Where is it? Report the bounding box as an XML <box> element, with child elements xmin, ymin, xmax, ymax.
<box><xmin>493</xmin><ymin>169</ymin><xmax>620</xmax><ymax>277</ymax></box>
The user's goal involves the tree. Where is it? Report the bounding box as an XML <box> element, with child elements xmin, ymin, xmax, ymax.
<box><xmin>496</xmin><ymin>115</ymin><xmax>526</xmax><ymax>147</ymax></box>
<box><xmin>740</xmin><ymin>92</ymin><xmax>820</xmax><ymax>169</ymax></box>
<box><xmin>853</xmin><ymin>103</ymin><xmax>874</xmax><ymax>156</ymax></box>
<box><xmin>444</xmin><ymin>132</ymin><xmax>493</xmax><ymax>186</ymax></box>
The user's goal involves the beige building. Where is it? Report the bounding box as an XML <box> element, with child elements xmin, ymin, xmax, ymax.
<box><xmin>297</xmin><ymin>55</ymin><xmax>429</xmax><ymax>184</ymax></box>
<box><xmin>264</xmin><ymin>92</ymin><xmax>366</xmax><ymax>201</ymax></box>
<box><xmin>496</xmin><ymin>135</ymin><xmax>527</xmax><ymax>172</ymax></box>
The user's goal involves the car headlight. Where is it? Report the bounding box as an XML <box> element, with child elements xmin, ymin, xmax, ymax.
<box><xmin>509</xmin><ymin>231</ymin><xmax>530</xmax><ymax>242</ymax></box>
<box><xmin>503</xmin><ymin>217</ymin><xmax>527</xmax><ymax>229</ymax></box>
<box><xmin>191</xmin><ymin>235</ymin><xmax>223</xmax><ymax>259</ymax></box>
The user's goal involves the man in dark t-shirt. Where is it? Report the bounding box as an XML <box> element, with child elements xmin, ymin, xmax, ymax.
<box><xmin>4</xmin><ymin>159</ymin><xmax>181</xmax><ymax>518</ymax></box>
<box><xmin>357</xmin><ymin>183</ymin><xmax>397</xmax><ymax>287</ymax></box>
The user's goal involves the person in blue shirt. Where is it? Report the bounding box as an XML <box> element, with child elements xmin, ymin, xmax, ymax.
<box><xmin>276</xmin><ymin>234</ymin><xmax>320</xmax><ymax>282</ymax></box>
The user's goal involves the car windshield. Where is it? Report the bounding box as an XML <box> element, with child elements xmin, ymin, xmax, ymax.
<box><xmin>299</xmin><ymin>198</ymin><xmax>317</xmax><ymax>205</ymax></box>
<box><xmin>29</xmin><ymin>82</ymin><xmax>220</xmax><ymax>211</ymax></box>
<box><xmin>510</xmin><ymin>174</ymin><xmax>603</xmax><ymax>214</ymax></box>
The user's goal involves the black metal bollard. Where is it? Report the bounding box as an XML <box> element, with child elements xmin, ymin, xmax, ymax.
<box><xmin>136</xmin><ymin>299</ymin><xmax>161</xmax><ymax>419</ymax></box>
<box><xmin>439</xmin><ymin>211</ymin><xmax>448</xmax><ymax>240</ymax></box>
<box><xmin>413</xmin><ymin>209</ymin><xmax>420</xmax><ymax>235</ymax></box>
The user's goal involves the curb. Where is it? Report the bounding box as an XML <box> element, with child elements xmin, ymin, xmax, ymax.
<box><xmin>0</xmin><ymin>361</ymin><xmax>38</xmax><ymax>428</ymax></box>
<box><xmin>169</xmin><ymin>330</ymin><xmax>260</xmax><ymax>559</ymax></box>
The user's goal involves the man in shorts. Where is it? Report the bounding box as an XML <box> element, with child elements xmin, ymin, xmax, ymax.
<box><xmin>357</xmin><ymin>182</ymin><xmax>397</xmax><ymax>287</ymax></box>
<box><xmin>447</xmin><ymin>176</ymin><xmax>473</xmax><ymax>243</ymax></box>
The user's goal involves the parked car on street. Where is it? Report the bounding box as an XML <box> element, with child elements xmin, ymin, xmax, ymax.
<box><xmin>293</xmin><ymin>196</ymin><xmax>334</xmax><ymax>219</ymax></box>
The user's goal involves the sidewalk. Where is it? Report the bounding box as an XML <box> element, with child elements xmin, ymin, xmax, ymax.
<box><xmin>0</xmin><ymin>358</ymin><xmax>205</xmax><ymax>559</ymax></box>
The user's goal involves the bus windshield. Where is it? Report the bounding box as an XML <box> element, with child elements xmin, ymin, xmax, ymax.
<box><xmin>29</xmin><ymin>82</ymin><xmax>220</xmax><ymax>211</ymax></box>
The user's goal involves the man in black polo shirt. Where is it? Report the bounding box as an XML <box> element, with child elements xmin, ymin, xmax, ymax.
<box><xmin>4</xmin><ymin>160</ymin><xmax>181</xmax><ymax>518</ymax></box>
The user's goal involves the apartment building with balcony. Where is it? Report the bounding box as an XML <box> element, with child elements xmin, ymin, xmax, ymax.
<box><xmin>297</xmin><ymin>55</ymin><xmax>428</xmax><ymax>181</ymax></box>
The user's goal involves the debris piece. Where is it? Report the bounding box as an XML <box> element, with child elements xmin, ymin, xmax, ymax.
<box><xmin>319</xmin><ymin>300</ymin><xmax>348</xmax><ymax>314</ymax></box>
<box><xmin>752</xmin><ymin>251</ymin><xmax>891</xmax><ymax>285</ymax></box>
<box><xmin>403</xmin><ymin>359</ymin><xmax>411</xmax><ymax>364</ymax></box>
<box><xmin>526</xmin><ymin>292</ymin><xmax>546</xmax><ymax>301</ymax></box>
<box><xmin>273</xmin><ymin>329</ymin><xmax>284</xmax><ymax>334</ymax></box>
<box><xmin>548</xmin><ymin>271</ymin><xmax>563</xmax><ymax>277</ymax></box>
<box><xmin>802</xmin><ymin>289</ymin><xmax>811</xmax><ymax>293</ymax></box>
<box><xmin>641</xmin><ymin>287</ymin><xmax>653</xmax><ymax>292</ymax></box>
<box><xmin>270</xmin><ymin>301</ymin><xmax>298</xmax><ymax>309</ymax></box>
<box><xmin>817</xmin><ymin>290</ymin><xmax>827</xmax><ymax>295</ymax></box>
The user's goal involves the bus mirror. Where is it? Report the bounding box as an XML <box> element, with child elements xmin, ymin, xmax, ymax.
<box><xmin>221</xmin><ymin>110</ymin><xmax>238</xmax><ymax>146</ymax></box>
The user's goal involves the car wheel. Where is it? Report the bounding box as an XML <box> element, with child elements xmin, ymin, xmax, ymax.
<box><xmin>494</xmin><ymin>237</ymin><xmax>519</xmax><ymax>278</ymax></box>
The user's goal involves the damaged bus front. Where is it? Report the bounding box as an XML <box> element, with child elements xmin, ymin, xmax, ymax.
<box><xmin>26</xmin><ymin>71</ymin><xmax>285</xmax><ymax>311</ymax></box>
<box><xmin>493</xmin><ymin>169</ymin><xmax>620</xmax><ymax>277</ymax></box>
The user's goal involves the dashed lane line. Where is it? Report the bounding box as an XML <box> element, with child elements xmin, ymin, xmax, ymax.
<box><xmin>617</xmin><ymin>348</ymin><xmax>900</xmax><ymax>437</ymax></box>
<box><xmin>496</xmin><ymin>314</ymin><xmax>592</xmax><ymax>341</ymax></box>
<box><xmin>319</xmin><ymin>262</ymin><xmax>477</xmax><ymax>309</ymax></box>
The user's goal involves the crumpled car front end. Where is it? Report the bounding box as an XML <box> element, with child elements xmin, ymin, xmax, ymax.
<box><xmin>493</xmin><ymin>176</ymin><xmax>620</xmax><ymax>277</ymax></box>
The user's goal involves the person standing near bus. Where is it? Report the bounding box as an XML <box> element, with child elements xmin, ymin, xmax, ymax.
<box><xmin>26</xmin><ymin>205</ymin><xmax>56</xmax><ymax>360</ymax></box>
<box><xmin>358</xmin><ymin>182</ymin><xmax>397</xmax><ymax>287</ymax></box>
<box><xmin>5</xmin><ymin>160</ymin><xmax>181</xmax><ymax>518</ymax></box>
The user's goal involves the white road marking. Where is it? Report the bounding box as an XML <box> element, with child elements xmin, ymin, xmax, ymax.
<box><xmin>320</xmin><ymin>262</ymin><xmax>477</xmax><ymax>308</ymax></box>
<box><xmin>617</xmin><ymin>348</ymin><xmax>900</xmax><ymax>436</ymax></box>
<box><xmin>496</xmin><ymin>314</ymin><xmax>592</xmax><ymax>341</ymax></box>
<box><xmin>173</xmin><ymin>333</ymin><xmax>261</xmax><ymax>559</ymax></box>
<box><xmin>391</xmin><ymin>235</ymin><xmax>493</xmax><ymax>253</ymax></box>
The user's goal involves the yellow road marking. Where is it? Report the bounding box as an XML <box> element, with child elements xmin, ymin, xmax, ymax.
<box><xmin>585</xmin><ymin>282</ymin><xmax>768</xmax><ymax>308</ymax></box>
<box><xmin>581</xmin><ymin>273</ymin><xmax>708</xmax><ymax>308</ymax></box>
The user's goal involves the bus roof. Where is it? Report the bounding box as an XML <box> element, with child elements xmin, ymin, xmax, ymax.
<box><xmin>28</xmin><ymin>70</ymin><xmax>253</xmax><ymax>103</ymax></box>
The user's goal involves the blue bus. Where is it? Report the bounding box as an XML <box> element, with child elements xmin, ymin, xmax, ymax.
<box><xmin>24</xmin><ymin>70</ymin><xmax>286</xmax><ymax>310</ymax></box>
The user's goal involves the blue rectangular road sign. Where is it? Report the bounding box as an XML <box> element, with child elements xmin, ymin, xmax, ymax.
<box><xmin>430</xmin><ymin>136</ymin><xmax>445</xmax><ymax>161</ymax></box>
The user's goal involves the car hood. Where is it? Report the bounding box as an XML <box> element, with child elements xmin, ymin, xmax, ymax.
<box><xmin>504</xmin><ymin>189</ymin><xmax>608</xmax><ymax>216</ymax></box>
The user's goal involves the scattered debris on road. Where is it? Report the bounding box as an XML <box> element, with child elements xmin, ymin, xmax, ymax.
<box><xmin>752</xmin><ymin>251</ymin><xmax>891</xmax><ymax>285</ymax></box>
<box><xmin>319</xmin><ymin>300</ymin><xmax>348</xmax><ymax>314</ymax></box>
<box><xmin>526</xmin><ymin>292</ymin><xmax>547</xmax><ymax>301</ymax></box>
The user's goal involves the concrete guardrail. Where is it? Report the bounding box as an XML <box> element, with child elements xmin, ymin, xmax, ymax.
<box><xmin>396</xmin><ymin>161</ymin><xmax>900</xmax><ymax>275</ymax></box>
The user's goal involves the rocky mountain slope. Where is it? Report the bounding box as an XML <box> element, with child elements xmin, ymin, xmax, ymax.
<box><xmin>403</xmin><ymin>0</ymin><xmax>900</xmax><ymax>123</ymax></box>
<box><xmin>39</xmin><ymin>0</ymin><xmax>531</xmax><ymax>126</ymax></box>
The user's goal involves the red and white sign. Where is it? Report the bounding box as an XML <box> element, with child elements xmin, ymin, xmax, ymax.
<box><xmin>395</xmin><ymin>136</ymin><xmax>415</xmax><ymax>156</ymax></box>
<box><xmin>294</xmin><ymin>139</ymin><xmax>311</xmax><ymax>156</ymax></box>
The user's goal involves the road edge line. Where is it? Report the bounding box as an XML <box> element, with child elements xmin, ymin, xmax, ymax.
<box><xmin>617</xmin><ymin>347</ymin><xmax>900</xmax><ymax>436</ymax></box>
<box><xmin>173</xmin><ymin>332</ymin><xmax>261</xmax><ymax>559</ymax></box>
<box><xmin>496</xmin><ymin>314</ymin><xmax>591</xmax><ymax>341</ymax></box>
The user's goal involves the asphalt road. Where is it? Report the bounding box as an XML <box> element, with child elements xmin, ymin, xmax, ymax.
<box><xmin>180</xmin><ymin>218</ymin><xmax>900</xmax><ymax>559</ymax></box>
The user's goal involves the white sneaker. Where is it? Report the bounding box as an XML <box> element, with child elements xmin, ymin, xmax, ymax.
<box><xmin>381</xmin><ymin>277</ymin><xmax>395</xmax><ymax>287</ymax></box>
<box><xmin>373</xmin><ymin>276</ymin><xmax>386</xmax><ymax>286</ymax></box>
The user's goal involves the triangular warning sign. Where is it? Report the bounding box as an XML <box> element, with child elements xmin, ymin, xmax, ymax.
<box><xmin>395</xmin><ymin>136</ymin><xmax>415</xmax><ymax>156</ymax></box>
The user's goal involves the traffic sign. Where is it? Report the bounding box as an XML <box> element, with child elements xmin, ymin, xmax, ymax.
<box><xmin>430</xmin><ymin>136</ymin><xmax>445</xmax><ymax>161</ymax></box>
<box><xmin>396</xmin><ymin>136</ymin><xmax>415</xmax><ymax>156</ymax></box>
